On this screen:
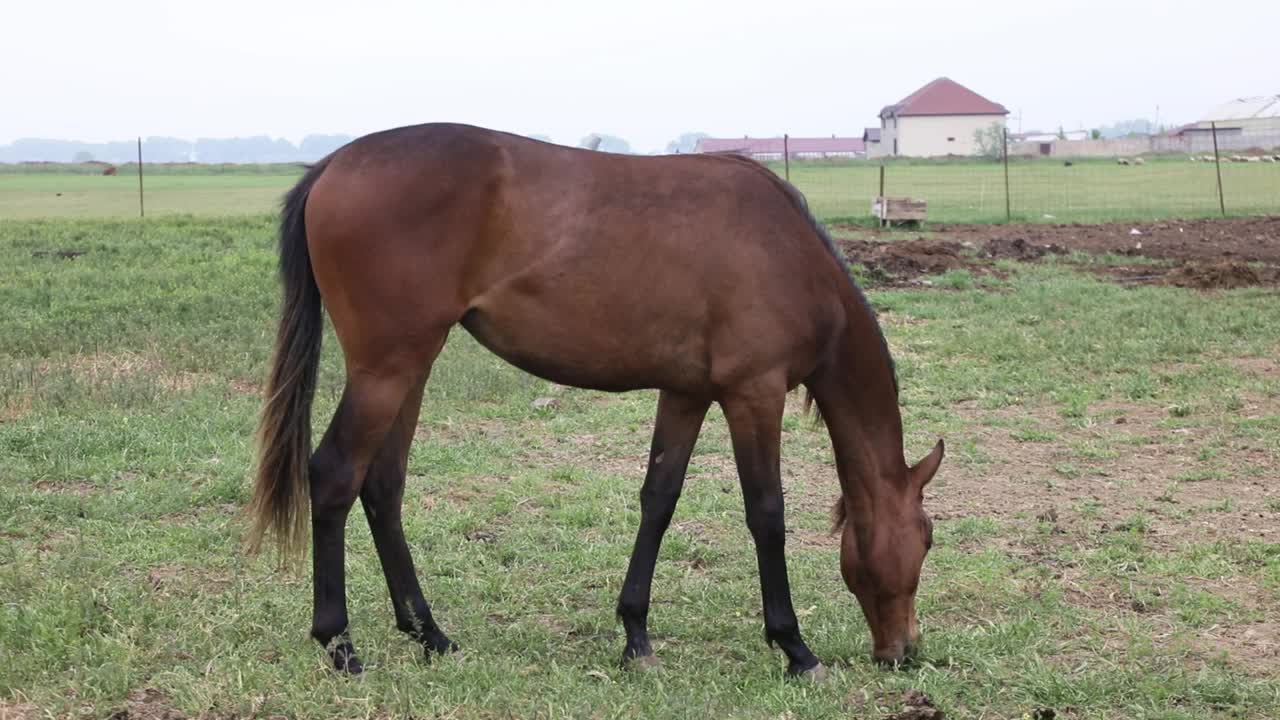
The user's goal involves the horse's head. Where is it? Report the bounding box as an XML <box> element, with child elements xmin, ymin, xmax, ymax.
<box><xmin>835</xmin><ymin>439</ymin><xmax>943</xmax><ymax>664</ymax></box>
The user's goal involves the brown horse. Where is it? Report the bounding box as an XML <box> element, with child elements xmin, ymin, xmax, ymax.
<box><xmin>246</xmin><ymin>123</ymin><xmax>942</xmax><ymax>678</ymax></box>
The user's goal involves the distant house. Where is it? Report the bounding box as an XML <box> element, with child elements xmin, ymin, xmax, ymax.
<box><xmin>877</xmin><ymin>77</ymin><xmax>1009</xmax><ymax>157</ymax></box>
<box><xmin>1010</xmin><ymin>129</ymin><xmax>1090</xmax><ymax>143</ymax></box>
<box><xmin>692</xmin><ymin>136</ymin><xmax>865</xmax><ymax>160</ymax></box>
<box><xmin>1007</xmin><ymin>129</ymin><xmax>1092</xmax><ymax>156</ymax></box>
<box><xmin>1161</xmin><ymin>123</ymin><xmax>1226</xmax><ymax>144</ymax></box>
<box><xmin>863</xmin><ymin>127</ymin><xmax>885</xmax><ymax>159</ymax></box>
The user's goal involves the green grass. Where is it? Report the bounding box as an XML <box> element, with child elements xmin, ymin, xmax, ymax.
<box><xmin>3</xmin><ymin>154</ymin><xmax>1277</xmax><ymax>223</ymax></box>
<box><xmin>0</xmin><ymin>172</ymin><xmax>302</xmax><ymax>219</ymax></box>
<box><xmin>1</xmin><ymin>216</ymin><xmax>1279</xmax><ymax>718</ymax></box>
<box><xmin>777</xmin><ymin>156</ymin><xmax>1280</xmax><ymax>223</ymax></box>
<box><xmin>0</xmin><ymin>162</ymin><xmax>307</xmax><ymax>176</ymax></box>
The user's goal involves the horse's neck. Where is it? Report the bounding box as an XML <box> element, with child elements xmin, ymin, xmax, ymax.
<box><xmin>812</xmin><ymin>298</ymin><xmax>908</xmax><ymax>500</ymax></box>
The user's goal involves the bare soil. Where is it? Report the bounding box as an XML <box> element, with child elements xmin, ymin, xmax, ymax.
<box><xmin>105</xmin><ymin>689</ymin><xmax>186</xmax><ymax>720</ymax></box>
<box><xmin>917</xmin><ymin>395</ymin><xmax>1280</xmax><ymax>675</ymax></box>
<box><xmin>834</xmin><ymin>216</ymin><xmax>1280</xmax><ymax>290</ymax></box>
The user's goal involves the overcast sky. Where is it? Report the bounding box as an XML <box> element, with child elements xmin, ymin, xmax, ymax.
<box><xmin>4</xmin><ymin>0</ymin><xmax>1275</xmax><ymax>153</ymax></box>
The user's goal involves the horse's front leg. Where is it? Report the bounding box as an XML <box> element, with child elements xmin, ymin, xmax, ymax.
<box><xmin>615</xmin><ymin>391</ymin><xmax>710</xmax><ymax>667</ymax></box>
<box><xmin>721</xmin><ymin>378</ymin><xmax>824</xmax><ymax>678</ymax></box>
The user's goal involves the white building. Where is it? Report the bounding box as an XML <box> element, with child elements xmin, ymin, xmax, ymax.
<box><xmin>877</xmin><ymin>77</ymin><xmax>1009</xmax><ymax>157</ymax></box>
<box><xmin>1196</xmin><ymin>95</ymin><xmax>1280</xmax><ymax>139</ymax></box>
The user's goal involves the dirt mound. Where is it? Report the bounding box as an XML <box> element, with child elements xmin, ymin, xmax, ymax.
<box><xmin>106</xmin><ymin>688</ymin><xmax>186</xmax><ymax>720</ymax></box>
<box><xmin>928</xmin><ymin>217</ymin><xmax>1280</xmax><ymax>265</ymax></box>
<box><xmin>885</xmin><ymin>690</ymin><xmax>945</xmax><ymax>720</ymax></box>
<box><xmin>843</xmin><ymin>238</ymin><xmax>967</xmax><ymax>282</ymax></box>
<box><xmin>980</xmin><ymin>237</ymin><xmax>1068</xmax><ymax>260</ymax></box>
<box><xmin>1160</xmin><ymin>261</ymin><xmax>1280</xmax><ymax>290</ymax></box>
<box><xmin>833</xmin><ymin>216</ymin><xmax>1280</xmax><ymax>289</ymax></box>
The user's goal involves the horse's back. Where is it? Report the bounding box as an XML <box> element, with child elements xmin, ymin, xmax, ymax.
<box><xmin>304</xmin><ymin>123</ymin><xmax>850</xmax><ymax>395</ymax></box>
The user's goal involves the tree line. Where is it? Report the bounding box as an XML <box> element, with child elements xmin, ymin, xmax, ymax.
<box><xmin>0</xmin><ymin>131</ymin><xmax>713</xmax><ymax>164</ymax></box>
<box><xmin>0</xmin><ymin>135</ymin><xmax>356</xmax><ymax>164</ymax></box>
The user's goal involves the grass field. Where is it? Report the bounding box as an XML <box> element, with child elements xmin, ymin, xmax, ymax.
<box><xmin>2</xmin><ymin>155</ymin><xmax>1276</xmax><ymax>223</ymax></box>
<box><xmin>781</xmin><ymin>157</ymin><xmax>1280</xmax><ymax>223</ymax></box>
<box><xmin>0</xmin><ymin>173</ymin><xmax>303</xmax><ymax>219</ymax></box>
<box><xmin>2</xmin><ymin>213</ymin><xmax>1278</xmax><ymax>719</ymax></box>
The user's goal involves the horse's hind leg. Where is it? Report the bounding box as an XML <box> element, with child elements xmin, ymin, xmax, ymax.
<box><xmin>359</xmin><ymin>362</ymin><xmax>458</xmax><ymax>659</ymax></box>
<box><xmin>308</xmin><ymin>366</ymin><xmax>423</xmax><ymax>673</ymax></box>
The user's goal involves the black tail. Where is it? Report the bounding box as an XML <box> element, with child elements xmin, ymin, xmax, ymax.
<box><xmin>245</xmin><ymin>158</ymin><xmax>331</xmax><ymax>563</ymax></box>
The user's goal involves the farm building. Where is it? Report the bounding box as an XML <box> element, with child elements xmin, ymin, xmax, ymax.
<box><xmin>1007</xmin><ymin>129</ymin><xmax>1093</xmax><ymax>157</ymax></box>
<box><xmin>863</xmin><ymin>127</ymin><xmax>885</xmax><ymax>159</ymax></box>
<box><xmin>1010</xmin><ymin>129</ymin><xmax>1090</xmax><ymax>143</ymax></box>
<box><xmin>876</xmin><ymin>77</ymin><xmax>1009</xmax><ymax>157</ymax></box>
<box><xmin>1178</xmin><ymin>95</ymin><xmax>1280</xmax><ymax>145</ymax></box>
<box><xmin>692</xmin><ymin>136</ymin><xmax>865</xmax><ymax>160</ymax></box>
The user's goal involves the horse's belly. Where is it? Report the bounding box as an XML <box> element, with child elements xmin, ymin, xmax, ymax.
<box><xmin>458</xmin><ymin>295</ymin><xmax>710</xmax><ymax>394</ymax></box>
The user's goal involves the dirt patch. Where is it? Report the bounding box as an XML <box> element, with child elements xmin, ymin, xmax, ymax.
<box><xmin>1056</xmin><ymin>568</ymin><xmax>1280</xmax><ymax>677</ymax></box>
<box><xmin>107</xmin><ymin>688</ymin><xmax>186</xmax><ymax>720</ymax></box>
<box><xmin>136</xmin><ymin>564</ymin><xmax>234</xmax><ymax>598</ymax></box>
<box><xmin>929</xmin><ymin>216</ymin><xmax>1280</xmax><ymax>265</ymax></box>
<box><xmin>1160</xmin><ymin>261</ymin><xmax>1280</xmax><ymax>290</ymax></box>
<box><xmin>0</xmin><ymin>700</ymin><xmax>40</xmax><ymax>720</ymax></box>
<box><xmin>979</xmin><ymin>237</ymin><xmax>1068</xmax><ymax>261</ymax></box>
<box><xmin>32</xmin><ymin>350</ymin><xmax>216</xmax><ymax>393</ymax></box>
<box><xmin>833</xmin><ymin>216</ymin><xmax>1280</xmax><ymax>290</ymax></box>
<box><xmin>788</xmin><ymin>527</ymin><xmax>839</xmax><ymax>549</ymax></box>
<box><xmin>922</xmin><ymin>399</ymin><xmax>1280</xmax><ymax>547</ymax></box>
<box><xmin>1189</xmin><ymin>616</ymin><xmax>1280</xmax><ymax>673</ymax></box>
<box><xmin>898</xmin><ymin>394</ymin><xmax>1280</xmax><ymax>678</ymax></box>
<box><xmin>228</xmin><ymin>378</ymin><xmax>262</xmax><ymax>395</ymax></box>
<box><xmin>32</xmin><ymin>479</ymin><xmax>99</xmax><ymax>496</ymax></box>
<box><xmin>884</xmin><ymin>690</ymin><xmax>946</xmax><ymax>720</ymax></box>
<box><xmin>842</xmin><ymin>239</ymin><xmax>968</xmax><ymax>283</ymax></box>
<box><xmin>1</xmin><ymin>396</ymin><xmax>34</xmax><ymax>424</ymax></box>
<box><xmin>1227</xmin><ymin>356</ymin><xmax>1280</xmax><ymax>377</ymax></box>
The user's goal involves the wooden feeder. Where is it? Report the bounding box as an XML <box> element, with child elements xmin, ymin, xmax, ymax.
<box><xmin>872</xmin><ymin>196</ymin><xmax>927</xmax><ymax>227</ymax></box>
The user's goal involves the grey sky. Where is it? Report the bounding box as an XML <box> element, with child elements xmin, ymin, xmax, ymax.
<box><xmin>5</xmin><ymin>0</ymin><xmax>1275</xmax><ymax>153</ymax></box>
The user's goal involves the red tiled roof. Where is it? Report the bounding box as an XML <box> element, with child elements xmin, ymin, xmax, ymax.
<box><xmin>693</xmin><ymin>136</ymin><xmax>865</xmax><ymax>154</ymax></box>
<box><xmin>880</xmin><ymin>77</ymin><xmax>1008</xmax><ymax>118</ymax></box>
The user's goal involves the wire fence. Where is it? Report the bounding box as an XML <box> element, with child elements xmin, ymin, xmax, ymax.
<box><xmin>4</xmin><ymin>128</ymin><xmax>1278</xmax><ymax>225</ymax></box>
<box><xmin>756</xmin><ymin>128</ymin><xmax>1280</xmax><ymax>225</ymax></box>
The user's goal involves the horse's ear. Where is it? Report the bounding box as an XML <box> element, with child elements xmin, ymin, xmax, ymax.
<box><xmin>910</xmin><ymin>439</ymin><xmax>945</xmax><ymax>490</ymax></box>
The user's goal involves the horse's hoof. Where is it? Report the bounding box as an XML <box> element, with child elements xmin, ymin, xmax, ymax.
<box><xmin>793</xmin><ymin>662</ymin><xmax>827</xmax><ymax>682</ymax></box>
<box><xmin>623</xmin><ymin>653</ymin><xmax>662</xmax><ymax>671</ymax></box>
<box><xmin>329</xmin><ymin>645</ymin><xmax>364</xmax><ymax>675</ymax></box>
<box><xmin>424</xmin><ymin>636</ymin><xmax>460</xmax><ymax>661</ymax></box>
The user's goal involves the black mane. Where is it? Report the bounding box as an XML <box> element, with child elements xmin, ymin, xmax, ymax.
<box><xmin>746</xmin><ymin>160</ymin><xmax>900</xmax><ymax>397</ymax></box>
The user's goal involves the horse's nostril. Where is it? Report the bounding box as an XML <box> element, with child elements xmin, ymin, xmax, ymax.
<box><xmin>873</xmin><ymin>644</ymin><xmax>908</xmax><ymax>668</ymax></box>
<box><xmin>873</xmin><ymin>652</ymin><xmax>906</xmax><ymax>668</ymax></box>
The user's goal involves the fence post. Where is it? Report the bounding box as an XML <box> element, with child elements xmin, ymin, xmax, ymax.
<box><xmin>783</xmin><ymin>134</ymin><xmax>790</xmax><ymax>182</ymax></box>
<box><xmin>137</xmin><ymin>137</ymin><xmax>145</xmax><ymax>218</ymax></box>
<box><xmin>1002</xmin><ymin>127</ymin><xmax>1011</xmax><ymax>222</ymax></box>
<box><xmin>1211</xmin><ymin>122</ymin><xmax>1226</xmax><ymax>217</ymax></box>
